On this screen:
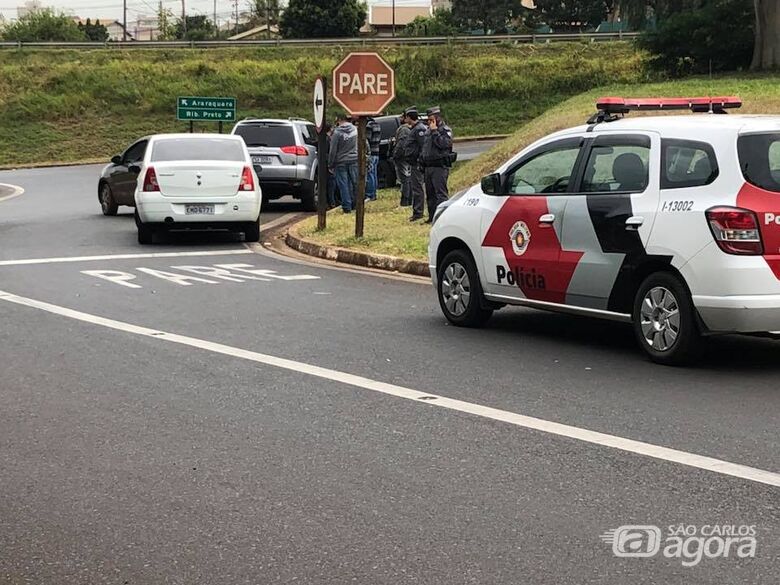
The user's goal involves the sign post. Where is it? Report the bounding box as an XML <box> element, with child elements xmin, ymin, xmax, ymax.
<box><xmin>177</xmin><ymin>96</ymin><xmax>236</xmax><ymax>133</ymax></box>
<box><xmin>313</xmin><ymin>76</ymin><xmax>328</xmax><ymax>231</ymax></box>
<box><xmin>331</xmin><ymin>53</ymin><xmax>395</xmax><ymax>238</ymax></box>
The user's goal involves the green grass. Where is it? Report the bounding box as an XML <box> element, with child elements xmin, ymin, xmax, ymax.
<box><xmin>0</xmin><ymin>42</ymin><xmax>643</xmax><ymax>167</ymax></box>
<box><xmin>298</xmin><ymin>73</ymin><xmax>780</xmax><ymax>264</ymax></box>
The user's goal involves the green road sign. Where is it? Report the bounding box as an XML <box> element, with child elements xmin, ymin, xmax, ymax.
<box><xmin>176</xmin><ymin>96</ymin><xmax>236</xmax><ymax>122</ymax></box>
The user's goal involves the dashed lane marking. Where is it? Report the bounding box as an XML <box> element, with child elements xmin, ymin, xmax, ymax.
<box><xmin>0</xmin><ymin>249</ymin><xmax>253</xmax><ymax>267</ymax></box>
<box><xmin>0</xmin><ymin>288</ymin><xmax>778</xmax><ymax>489</ymax></box>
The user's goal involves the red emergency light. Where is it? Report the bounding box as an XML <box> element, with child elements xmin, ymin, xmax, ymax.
<box><xmin>595</xmin><ymin>96</ymin><xmax>742</xmax><ymax>114</ymax></box>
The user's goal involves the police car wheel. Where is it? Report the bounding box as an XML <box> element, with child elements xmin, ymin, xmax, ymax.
<box><xmin>438</xmin><ymin>250</ymin><xmax>493</xmax><ymax>328</ymax></box>
<box><xmin>633</xmin><ymin>272</ymin><xmax>702</xmax><ymax>366</ymax></box>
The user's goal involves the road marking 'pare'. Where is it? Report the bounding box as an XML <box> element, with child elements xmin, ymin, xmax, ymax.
<box><xmin>0</xmin><ymin>288</ymin><xmax>778</xmax><ymax>489</ymax></box>
<box><xmin>0</xmin><ymin>249</ymin><xmax>253</xmax><ymax>267</ymax></box>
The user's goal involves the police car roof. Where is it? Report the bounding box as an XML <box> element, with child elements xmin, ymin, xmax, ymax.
<box><xmin>564</xmin><ymin>115</ymin><xmax>780</xmax><ymax>138</ymax></box>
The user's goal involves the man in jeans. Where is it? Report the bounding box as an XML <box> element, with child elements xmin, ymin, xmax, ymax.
<box><xmin>392</xmin><ymin>110</ymin><xmax>412</xmax><ymax>206</ymax></box>
<box><xmin>365</xmin><ymin>117</ymin><xmax>382</xmax><ymax>201</ymax></box>
<box><xmin>327</xmin><ymin>114</ymin><xmax>359</xmax><ymax>214</ymax></box>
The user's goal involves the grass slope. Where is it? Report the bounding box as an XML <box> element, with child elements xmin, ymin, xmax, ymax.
<box><xmin>297</xmin><ymin>74</ymin><xmax>780</xmax><ymax>263</ymax></box>
<box><xmin>0</xmin><ymin>42</ymin><xmax>642</xmax><ymax>167</ymax></box>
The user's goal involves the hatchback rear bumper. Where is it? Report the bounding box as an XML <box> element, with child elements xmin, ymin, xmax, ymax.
<box><xmin>694</xmin><ymin>294</ymin><xmax>780</xmax><ymax>333</ymax></box>
<box><xmin>136</xmin><ymin>190</ymin><xmax>261</xmax><ymax>224</ymax></box>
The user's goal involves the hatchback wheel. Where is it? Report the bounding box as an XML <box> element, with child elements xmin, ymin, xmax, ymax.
<box><xmin>633</xmin><ymin>272</ymin><xmax>702</xmax><ymax>365</ymax></box>
<box><xmin>437</xmin><ymin>250</ymin><xmax>493</xmax><ymax>327</ymax></box>
<box><xmin>135</xmin><ymin>210</ymin><xmax>154</xmax><ymax>245</ymax></box>
<box><xmin>100</xmin><ymin>183</ymin><xmax>118</xmax><ymax>216</ymax></box>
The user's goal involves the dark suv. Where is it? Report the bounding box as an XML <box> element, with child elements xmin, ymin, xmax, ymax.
<box><xmin>231</xmin><ymin>118</ymin><xmax>318</xmax><ymax>210</ymax></box>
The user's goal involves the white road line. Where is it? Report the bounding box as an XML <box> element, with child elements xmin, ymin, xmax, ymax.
<box><xmin>0</xmin><ymin>183</ymin><xmax>25</xmax><ymax>203</ymax></box>
<box><xmin>0</xmin><ymin>249</ymin><xmax>252</xmax><ymax>267</ymax></box>
<box><xmin>0</xmin><ymin>288</ymin><xmax>778</xmax><ymax>489</ymax></box>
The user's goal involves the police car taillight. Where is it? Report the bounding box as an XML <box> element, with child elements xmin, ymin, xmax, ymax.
<box><xmin>142</xmin><ymin>167</ymin><xmax>159</xmax><ymax>192</ymax></box>
<box><xmin>706</xmin><ymin>206</ymin><xmax>763</xmax><ymax>255</ymax></box>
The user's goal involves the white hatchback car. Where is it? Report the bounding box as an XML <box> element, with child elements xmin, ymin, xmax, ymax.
<box><xmin>429</xmin><ymin>97</ymin><xmax>780</xmax><ymax>364</ymax></box>
<box><xmin>133</xmin><ymin>134</ymin><xmax>262</xmax><ymax>244</ymax></box>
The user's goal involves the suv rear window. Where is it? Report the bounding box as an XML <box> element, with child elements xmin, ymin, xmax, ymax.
<box><xmin>662</xmin><ymin>139</ymin><xmax>719</xmax><ymax>189</ymax></box>
<box><xmin>234</xmin><ymin>123</ymin><xmax>295</xmax><ymax>148</ymax></box>
<box><xmin>151</xmin><ymin>138</ymin><xmax>245</xmax><ymax>162</ymax></box>
<box><xmin>738</xmin><ymin>133</ymin><xmax>780</xmax><ymax>193</ymax></box>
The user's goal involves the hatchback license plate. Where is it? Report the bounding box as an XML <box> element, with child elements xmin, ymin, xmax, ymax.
<box><xmin>252</xmin><ymin>156</ymin><xmax>273</xmax><ymax>165</ymax></box>
<box><xmin>185</xmin><ymin>204</ymin><xmax>215</xmax><ymax>215</ymax></box>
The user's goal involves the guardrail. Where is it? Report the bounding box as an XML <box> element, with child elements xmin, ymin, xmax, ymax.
<box><xmin>0</xmin><ymin>31</ymin><xmax>640</xmax><ymax>50</ymax></box>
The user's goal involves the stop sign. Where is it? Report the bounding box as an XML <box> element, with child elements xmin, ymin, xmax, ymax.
<box><xmin>332</xmin><ymin>52</ymin><xmax>395</xmax><ymax>117</ymax></box>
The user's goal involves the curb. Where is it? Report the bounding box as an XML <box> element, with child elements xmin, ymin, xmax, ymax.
<box><xmin>0</xmin><ymin>159</ymin><xmax>105</xmax><ymax>172</ymax></box>
<box><xmin>286</xmin><ymin>223</ymin><xmax>431</xmax><ymax>278</ymax></box>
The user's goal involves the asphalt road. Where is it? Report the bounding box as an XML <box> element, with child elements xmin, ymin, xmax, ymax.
<box><xmin>0</xmin><ymin>164</ymin><xmax>779</xmax><ymax>584</ymax></box>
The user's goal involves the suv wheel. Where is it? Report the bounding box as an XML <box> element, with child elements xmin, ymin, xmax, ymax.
<box><xmin>300</xmin><ymin>180</ymin><xmax>317</xmax><ymax>212</ymax></box>
<box><xmin>100</xmin><ymin>183</ymin><xmax>118</xmax><ymax>216</ymax></box>
<box><xmin>437</xmin><ymin>250</ymin><xmax>493</xmax><ymax>327</ymax></box>
<box><xmin>633</xmin><ymin>272</ymin><xmax>703</xmax><ymax>365</ymax></box>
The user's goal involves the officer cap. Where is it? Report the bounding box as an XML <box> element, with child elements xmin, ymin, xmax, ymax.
<box><xmin>404</xmin><ymin>106</ymin><xmax>418</xmax><ymax>117</ymax></box>
<box><xmin>426</xmin><ymin>106</ymin><xmax>442</xmax><ymax>116</ymax></box>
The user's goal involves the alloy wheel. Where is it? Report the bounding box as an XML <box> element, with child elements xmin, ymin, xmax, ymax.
<box><xmin>441</xmin><ymin>262</ymin><xmax>471</xmax><ymax>317</ymax></box>
<box><xmin>639</xmin><ymin>286</ymin><xmax>681</xmax><ymax>352</ymax></box>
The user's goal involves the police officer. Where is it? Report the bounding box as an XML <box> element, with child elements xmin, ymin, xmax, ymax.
<box><xmin>402</xmin><ymin>107</ymin><xmax>427</xmax><ymax>222</ymax></box>
<box><xmin>392</xmin><ymin>110</ymin><xmax>412</xmax><ymax>206</ymax></box>
<box><xmin>421</xmin><ymin>106</ymin><xmax>453</xmax><ymax>223</ymax></box>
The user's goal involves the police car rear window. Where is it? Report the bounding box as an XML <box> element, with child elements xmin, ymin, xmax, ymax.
<box><xmin>662</xmin><ymin>139</ymin><xmax>719</xmax><ymax>190</ymax></box>
<box><xmin>738</xmin><ymin>133</ymin><xmax>780</xmax><ymax>193</ymax></box>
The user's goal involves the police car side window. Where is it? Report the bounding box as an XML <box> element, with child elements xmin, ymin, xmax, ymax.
<box><xmin>506</xmin><ymin>145</ymin><xmax>581</xmax><ymax>195</ymax></box>
<box><xmin>582</xmin><ymin>137</ymin><xmax>650</xmax><ymax>193</ymax></box>
<box><xmin>662</xmin><ymin>139</ymin><xmax>719</xmax><ymax>189</ymax></box>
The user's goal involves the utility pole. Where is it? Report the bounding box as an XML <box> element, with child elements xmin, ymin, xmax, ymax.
<box><xmin>181</xmin><ymin>0</ymin><xmax>187</xmax><ymax>37</ymax></box>
<box><xmin>123</xmin><ymin>0</ymin><xmax>127</xmax><ymax>41</ymax></box>
<box><xmin>392</xmin><ymin>0</ymin><xmax>395</xmax><ymax>37</ymax></box>
<box><xmin>233</xmin><ymin>0</ymin><xmax>239</xmax><ymax>35</ymax></box>
<box><xmin>213</xmin><ymin>0</ymin><xmax>216</xmax><ymax>31</ymax></box>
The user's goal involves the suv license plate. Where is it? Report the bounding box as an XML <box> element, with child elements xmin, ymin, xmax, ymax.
<box><xmin>252</xmin><ymin>156</ymin><xmax>273</xmax><ymax>165</ymax></box>
<box><xmin>185</xmin><ymin>204</ymin><xmax>215</xmax><ymax>215</ymax></box>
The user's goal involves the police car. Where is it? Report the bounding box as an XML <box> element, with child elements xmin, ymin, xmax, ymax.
<box><xmin>429</xmin><ymin>97</ymin><xmax>780</xmax><ymax>365</ymax></box>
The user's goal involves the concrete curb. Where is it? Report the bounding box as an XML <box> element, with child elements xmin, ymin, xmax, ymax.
<box><xmin>0</xmin><ymin>160</ymin><xmax>104</xmax><ymax>172</ymax></box>
<box><xmin>286</xmin><ymin>223</ymin><xmax>431</xmax><ymax>278</ymax></box>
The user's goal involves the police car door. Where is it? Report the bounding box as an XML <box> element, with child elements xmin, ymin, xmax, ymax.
<box><xmin>558</xmin><ymin>132</ymin><xmax>662</xmax><ymax>312</ymax></box>
<box><xmin>481</xmin><ymin>137</ymin><xmax>586</xmax><ymax>303</ymax></box>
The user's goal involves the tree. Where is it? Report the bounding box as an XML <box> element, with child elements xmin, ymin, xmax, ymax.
<box><xmin>175</xmin><ymin>15</ymin><xmax>217</xmax><ymax>41</ymax></box>
<box><xmin>78</xmin><ymin>18</ymin><xmax>109</xmax><ymax>42</ymax></box>
<box><xmin>751</xmin><ymin>0</ymin><xmax>780</xmax><ymax>69</ymax></box>
<box><xmin>2</xmin><ymin>8</ymin><xmax>87</xmax><ymax>41</ymax></box>
<box><xmin>529</xmin><ymin>0</ymin><xmax>614</xmax><ymax>32</ymax></box>
<box><xmin>156</xmin><ymin>5</ymin><xmax>177</xmax><ymax>40</ymax></box>
<box><xmin>402</xmin><ymin>9</ymin><xmax>460</xmax><ymax>37</ymax></box>
<box><xmin>279</xmin><ymin>0</ymin><xmax>366</xmax><ymax>39</ymax></box>
<box><xmin>248</xmin><ymin>0</ymin><xmax>283</xmax><ymax>36</ymax></box>
<box><xmin>451</xmin><ymin>0</ymin><xmax>525</xmax><ymax>35</ymax></box>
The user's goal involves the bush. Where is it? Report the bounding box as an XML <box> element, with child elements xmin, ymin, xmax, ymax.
<box><xmin>638</xmin><ymin>0</ymin><xmax>755</xmax><ymax>76</ymax></box>
<box><xmin>2</xmin><ymin>9</ymin><xmax>87</xmax><ymax>42</ymax></box>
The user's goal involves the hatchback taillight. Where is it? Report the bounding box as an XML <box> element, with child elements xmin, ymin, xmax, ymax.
<box><xmin>280</xmin><ymin>145</ymin><xmax>308</xmax><ymax>156</ymax></box>
<box><xmin>240</xmin><ymin>166</ymin><xmax>255</xmax><ymax>191</ymax></box>
<box><xmin>142</xmin><ymin>167</ymin><xmax>159</xmax><ymax>192</ymax></box>
<box><xmin>706</xmin><ymin>206</ymin><xmax>763</xmax><ymax>255</ymax></box>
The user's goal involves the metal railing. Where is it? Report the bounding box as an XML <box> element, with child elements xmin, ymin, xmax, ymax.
<box><xmin>0</xmin><ymin>31</ymin><xmax>640</xmax><ymax>50</ymax></box>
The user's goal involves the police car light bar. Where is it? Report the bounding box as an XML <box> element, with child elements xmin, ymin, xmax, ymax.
<box><xmin>595</xmin><ymin>96</ymin><xmax>743</xmax><ymax>115</ymax></box>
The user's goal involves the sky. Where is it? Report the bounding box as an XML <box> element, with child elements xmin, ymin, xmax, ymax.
<box><xmin>0</xmin><ymin>0</ymin><xmax>430</xmax><ymax>24</ymax></box>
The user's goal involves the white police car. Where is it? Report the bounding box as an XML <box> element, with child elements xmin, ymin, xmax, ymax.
<box><xmin>429</xmin><ymin>97</ymin><xmax>780</xmax><ymax>364</ymax></box>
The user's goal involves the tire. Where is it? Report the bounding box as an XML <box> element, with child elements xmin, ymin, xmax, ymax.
<box><xmin>99</xmin><ymin>183</ymin><xmax>118</xmax><ymax>216</ymax></box>
<box><xmin>300</xmin><ymin>181</ymin><xmax>317</xmax><ymax>212</ymax></box>
<box><xmin>437</xmin><ymin>249</ymin><xmax>493</xmax><ymax>327</ymax></box>
<box><xmin>135</xmin><ymin>210</ymin><xmax>154</xmax><ymax>245</ymax></box>
<box><xmin>244</xmin><ymin>217</ymin><xmax>261</xmax><ymax>243</ymax></box>
<box><xmin>632</xmin><ymin>272</ymin><xmax>703</xmax><ymax>366</ymax></box>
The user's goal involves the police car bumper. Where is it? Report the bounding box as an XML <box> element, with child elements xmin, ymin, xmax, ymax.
<box><xmin>694</xmin><ymin>294</ymin><xmax>780</xmax><ymax>334</ymax></box>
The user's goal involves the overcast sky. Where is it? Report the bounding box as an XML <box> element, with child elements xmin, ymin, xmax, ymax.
<box><xmin>0</xmin><ymin>0</ymin><xmax>428</xmax><ymax>24</ymax></box>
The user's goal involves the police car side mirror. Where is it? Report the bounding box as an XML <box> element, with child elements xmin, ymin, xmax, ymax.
<box><xmin>481</xmin><ymin>173</ymin><xmax>502</xmax><ymax>196</ymax></box>
<box><xmin>111</xmin><ymin>155</ymin><xmax>122</xmax><ymax>165</ymax></box>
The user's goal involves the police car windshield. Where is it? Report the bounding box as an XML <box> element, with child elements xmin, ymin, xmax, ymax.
<box><xmin>738</xmin><ymin>133</ymin><xmax>780</xmax><ymax>193</ymax></box>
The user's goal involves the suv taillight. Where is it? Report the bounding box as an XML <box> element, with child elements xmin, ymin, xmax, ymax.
<box><xmin>280</xmin><ymin>145</ymin><xmax>308</xmax><ymax>156</ymax></box>
<box><xmin>706</xmin><ymin>206</ymin><xmax>763</xmax><ymax>255</ymax></box>
<box><xmin>240</xmin><ymin>166</ymin><xmax>255</xmax><ymax>191</ymax></box>
<box><xmin>142</xmin><ymin>167</ymin><xmax>158</xmax><ymax>192</ymax></box>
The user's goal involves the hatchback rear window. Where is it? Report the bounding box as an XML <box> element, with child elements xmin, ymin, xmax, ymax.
<box><xmin>738</xmin><ymin>133</ymin><xmax>780</xmax><ymax>193</ymax></box>
<box><xmin>151</xmin><ymin>138</ymin><xmax>245</xmax><ymax>162</ymax></box>
<box><xmin>234</xmin><ymin>124</ymin><xmax>295</xmax><ymax>148</ymax></box>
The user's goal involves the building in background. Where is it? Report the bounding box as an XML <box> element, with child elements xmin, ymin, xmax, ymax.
<box><xmin>133</xmin><ymin>15</ymin><xmax>160</xmax><ymax>41</ymax></box>
<box><xmin>72</xmin><ymin>17</ymin><xmax>133</xmax><ymax>41</ymax></box>
<box><xmin>16</xmin><ymin>0</ymin><xmax>45</xmax><ymax>18</ymax></box>
<box><xmin>367</xmin><ymin>2</ymin><xmax>431</xmax><ymax>36</ymax></box>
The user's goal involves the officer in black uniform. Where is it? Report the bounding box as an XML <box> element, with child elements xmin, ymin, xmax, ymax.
<box><xmin>421</xmin><ymin>106</ymin><xmax>454</xmax><ymax>223</ymax></box>
<box><xmin>402</xmin><ymin>107</ymin><xmax>427</xmax><ymax>222</ymax></box>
